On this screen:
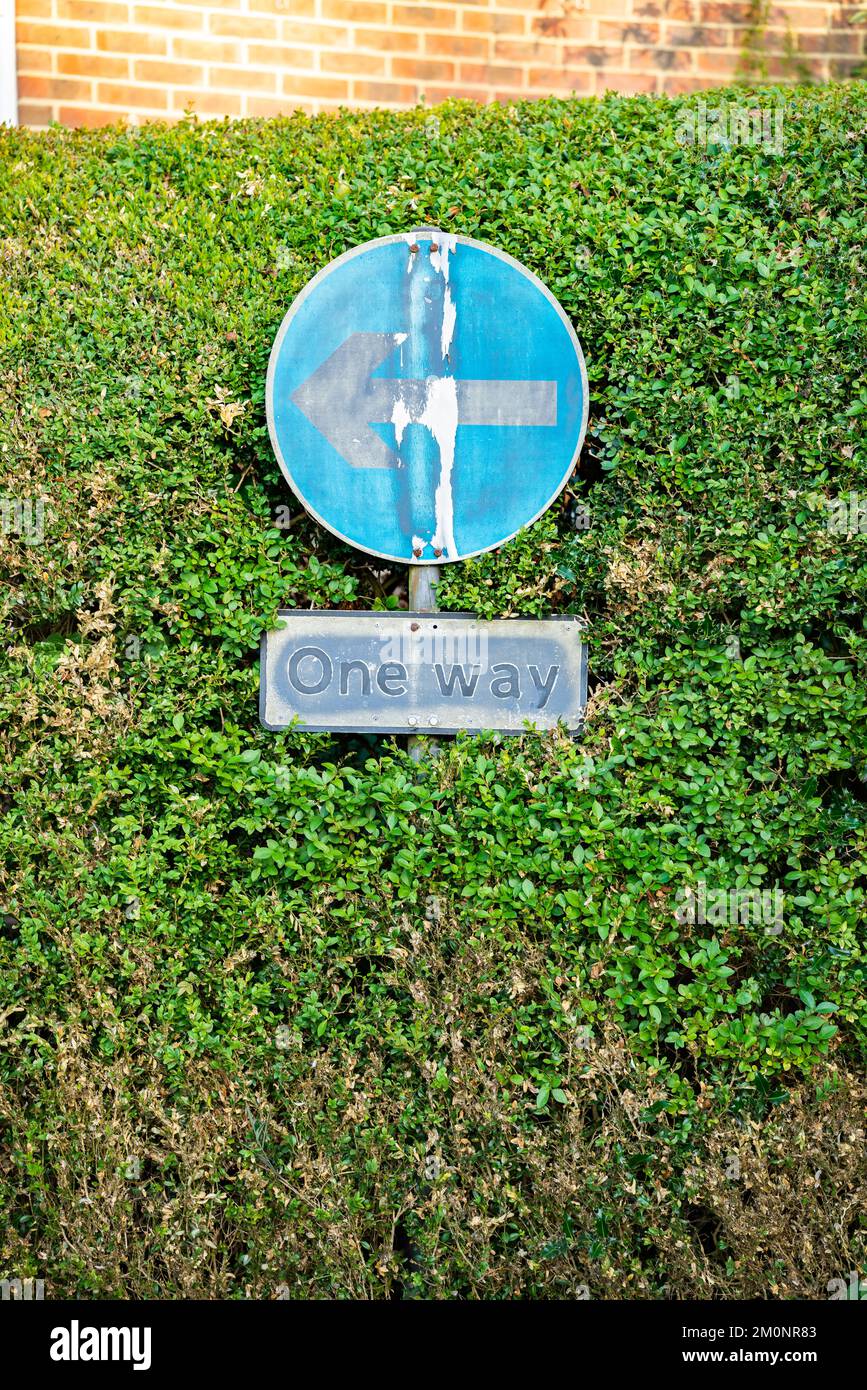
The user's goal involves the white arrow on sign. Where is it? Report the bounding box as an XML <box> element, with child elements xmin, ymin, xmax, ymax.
<box><xmin>291</xmin><ymin>333</ymin><xmax>557</xmax><ymax>470</ymax></box>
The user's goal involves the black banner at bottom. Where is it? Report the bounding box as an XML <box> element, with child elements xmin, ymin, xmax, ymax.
<box><xmin>1</xmin><ymin>1296</ymin><xmax>861</xmax><ymax>1378</ymax></box>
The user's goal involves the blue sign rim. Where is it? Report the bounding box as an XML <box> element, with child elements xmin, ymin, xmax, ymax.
<box><xmin>265</xmin><ymin>230</ymin><xmax>590</xmax><ymax>565</ymax></box>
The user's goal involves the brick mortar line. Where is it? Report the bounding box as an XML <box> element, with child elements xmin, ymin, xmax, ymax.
<box><xmin>30</xmin><ymin>7</ymin><xmax>844</xmax><ymax>15</ymax></box>
<box><xmin>19</xmin><ymin>81</ymin><xmax>324</xmax><ymax>99</ymax></box>
<box><xmin>31</xmin><ymin>0</ymin><xmax>738</xmax><ymax>19</ymax></box>
<box><xmin>16</xmin><ymin>41</ymin><xmax>765</xmax><ymax>70</ymax></box>
<box><xmin>14</xmin><ymin>57</ymin><xmax>763</xmax><ymax>89</ymax></box>
<box><xmin>17</xmin><ymin>20</ymin><xmax>848</xmax><ymax>47</ymax></box>
<box><xmin>35</xmin><ymin>0</ymin><xmax>855</xmax><ymax>15</ymax></box>
<box><xmin>13</xmin><ymin>73</ymin><xmax>778</xmax><ymax>103</ymax></box>
<box><xmin>21</xmin><ymin>74</ymin><xmax>738</xmax><ymax>113</ymax></box>
<box><xmin>17</xmin><ymin>31</ymin><xmax>793</xmax><ymax>61</ymax></box>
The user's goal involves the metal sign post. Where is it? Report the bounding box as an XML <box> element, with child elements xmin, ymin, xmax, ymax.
<box><xmin>407</xmin><ymin>563</ymin><xmax>441</xmax><ymax>761</ymax></box>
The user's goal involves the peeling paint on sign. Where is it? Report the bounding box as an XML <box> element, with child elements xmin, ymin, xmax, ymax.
<box><xmin>266</xmin><ymin>229</ymin><xmax>588</xmax><ymax>564</ymax></box>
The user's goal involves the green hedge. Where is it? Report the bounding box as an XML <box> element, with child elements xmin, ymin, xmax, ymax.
<box><xmin>0</xmin><ymin>86</ymin><xmax>865</xmax><ymax>1299</ymax></box>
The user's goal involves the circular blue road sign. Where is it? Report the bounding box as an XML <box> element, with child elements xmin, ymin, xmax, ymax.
<box><xmin>266</xmin><ymin>229</ymin><xmax>588</xmax><ymax>565</ymax></box>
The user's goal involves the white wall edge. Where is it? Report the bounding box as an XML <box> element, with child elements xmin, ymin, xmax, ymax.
<box><xmin>0</xmin><ymin>0</ymin><xmax>17</xmax><ymax>128</ymax></box>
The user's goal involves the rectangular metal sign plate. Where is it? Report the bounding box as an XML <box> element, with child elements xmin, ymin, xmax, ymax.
<box><xmin>260</xmin><ymin>611</ymin><xmax>587</xmax><ymax>735</ymax></box>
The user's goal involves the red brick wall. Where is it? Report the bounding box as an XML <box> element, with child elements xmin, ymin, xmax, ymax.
<box><xmin>13</xmin><ymin>0</ymin><xmax>867</xmax><ymax>129</ymax></box>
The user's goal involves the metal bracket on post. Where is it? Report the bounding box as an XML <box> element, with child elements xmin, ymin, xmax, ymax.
<box><xmin>407</xmin><ymin>564</ymin><xmax>440</xmax><ymax>762</ymax></box>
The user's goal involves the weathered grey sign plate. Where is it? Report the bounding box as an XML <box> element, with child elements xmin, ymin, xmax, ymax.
<box><xmin>260</xmin><ymin>612</ymin><xmax>587</xmax><ymax>735</ymax></box>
